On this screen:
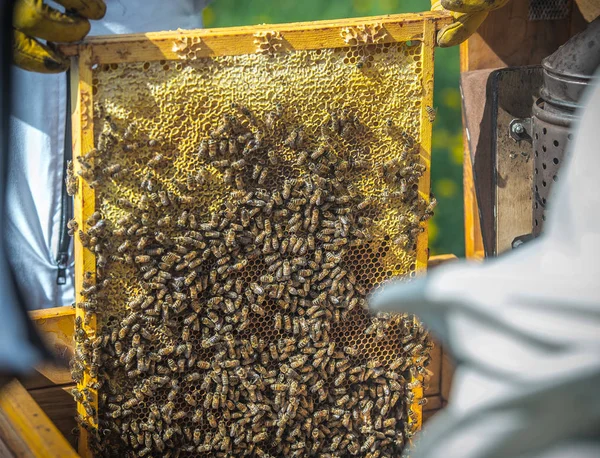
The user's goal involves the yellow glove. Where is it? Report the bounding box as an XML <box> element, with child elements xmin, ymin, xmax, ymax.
<box><xmin>431</xmin><ymin>0</ymin><xmax>511</xmax><ymax>47</ymax></box>
<box><xmin>13</xmin><ymin>0</ymin><xmax>106</xmax><ymax>73</ymax></box>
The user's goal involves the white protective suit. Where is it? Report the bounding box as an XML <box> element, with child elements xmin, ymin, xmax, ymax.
<box><xmin>372</xmin><ymin>70</ymin><xmax>600</xmax><ymax>457</ymax></box>
<box><xmin>6</xmin><ymin>1</ymin><xmax>207</xmax><ymax>310</ymax></box>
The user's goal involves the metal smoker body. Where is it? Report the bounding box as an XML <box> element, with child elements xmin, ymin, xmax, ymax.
<box><xmin>532</xmin><ymin>18</ymin><xmax>600</xmax><ymax>235</ymax></box>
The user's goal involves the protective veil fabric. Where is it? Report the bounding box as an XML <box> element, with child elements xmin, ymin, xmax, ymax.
<box><xmin>371</xmin><ymin>69</ymin><xmax>600</xmax><ymax>458</ymax></box>
<box><xmin>1</xmin><ymin>0</ymin><xmax>44</xmax><ymax>380</ymax></box>
<box><xmin>6</xmin><ymin>0</ymin><xmax>207</xmax><ymax>310</ymax></box>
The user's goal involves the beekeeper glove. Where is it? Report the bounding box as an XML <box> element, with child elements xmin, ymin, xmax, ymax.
<box><xmin>431</xmin><ymin>0</ymin><xmax>510</xmax><ymax>47</ymax></box>
<box><xmin>369</xmin><ymin>274</ymin><xmax>453</xmax><ymax>344</ymax></box>
<box><xmin>13</xmin><ymin>0</ymin><xmax>106</xmax><ymax>73</ymax></box>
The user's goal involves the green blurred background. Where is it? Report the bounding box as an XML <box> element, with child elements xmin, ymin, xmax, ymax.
<box><xmin>204</xmin><ymin>0</ymin><xmax>465</xmax><ymax>257</ymax></box>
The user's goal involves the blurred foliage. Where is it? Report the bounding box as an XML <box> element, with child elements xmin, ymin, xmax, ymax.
<box><xmin>205</xmin><ymin>0</ymin><xmax>465</xmax><ymax>257</ymax></box>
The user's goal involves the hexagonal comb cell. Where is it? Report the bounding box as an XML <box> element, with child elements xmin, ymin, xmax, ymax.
<box><xmin>72</xmin><ymin>35</ymin><xmax>435</xmax><ymax>458</ymax></box>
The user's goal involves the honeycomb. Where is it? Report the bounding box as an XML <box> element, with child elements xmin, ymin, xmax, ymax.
<box><xmin>71</xmin><ymin>36</ymin><xmax>435</xmax><ymax>458</ymax></box>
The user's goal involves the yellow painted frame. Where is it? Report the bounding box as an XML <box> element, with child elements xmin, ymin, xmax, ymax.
<box><xmin>66</xmin><ymin>12</ymin><xmax>450</xmax><ymax>455</ymax></box>
<box><xmin>29</xmin><ymin>307</ymin><xmax>76</xmax><ymax>359</ymax></box>
<box><xmin>61</xmin><ymin>12</ymin><xmax>451</xmax><ymax>62</ymax></box>
<box><xmin>27</xmin><ymin>307</ymin><xmax>75</xmax><ymax>389</ymax></box>
<box><xmin>71</xmin><ymin>45</ymin><xmax>98</xmax><ymax>457</ymax></box>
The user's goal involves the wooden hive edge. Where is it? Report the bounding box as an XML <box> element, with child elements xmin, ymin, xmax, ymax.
<box><xmin>0</xmin><ymin>380</ymin><xmax>78</xmax><ymax>458</ymax></box>
<box><xmin>59</xmin><ymin>11</ymin><xmax>451</xmax><ymax>63</ymax></box>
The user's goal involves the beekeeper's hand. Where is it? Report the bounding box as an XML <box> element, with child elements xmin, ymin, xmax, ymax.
<box><xmin>13</xmin><ymin>0</ymin><xmax>106</xmax><ymax>73</ymax></box>
<box><xmin>431</xmin><ymin>0</ymin><xmax>510</xmax><ymax>47</ymax></box>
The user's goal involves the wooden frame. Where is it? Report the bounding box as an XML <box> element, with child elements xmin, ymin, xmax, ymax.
<box><xmin>61</xmin><ymin>12</ymin><xmax>451</xmax><ymax>62</ymax></box>
<box><xmin>421</xmin><ymin>254</ymin><xmax>456</xmax><ymax>421</ymax></box>
<box><xmin>25</xmin><ymin>307</ymin><xmax>75</xmax><ymax>390</ymax></box>
<box><xmin>5</xmin><ymin>306</ymin><xmax>78</xmax><ymax>455</ymax></box>
<box><xmin>71</xmin><ymin>45</ymin><xmax>98</xmax><ymax>457</ymax></box>
<box><xmin>415</xmin><ymin>16</ymin><xmax>438</xmax><ymax>277</ymax></box>
<box><xmin>0</xmin><ymin>381</ymin><xmax>77</xmax><ymax>458</ymax></box>
<box><xmin>65</xmin><ymin>12</ymin><xmax>451</xmax><ymax>456</ymax></box>
<box><xmin>25</xmin><ymin>307</ymin><xmax>77</xmax><ymax>450</ymax></box>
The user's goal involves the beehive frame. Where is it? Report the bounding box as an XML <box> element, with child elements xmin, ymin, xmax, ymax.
<box><xmin>66</xmin><ymin>12</ymin><xmax>451</xmax><ymax>457</ymax></box>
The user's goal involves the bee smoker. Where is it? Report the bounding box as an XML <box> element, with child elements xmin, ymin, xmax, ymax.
<box><xmin>529</xmin><ymin>17</ymin><xmax>600</xmax><ymax>235</ymax></box>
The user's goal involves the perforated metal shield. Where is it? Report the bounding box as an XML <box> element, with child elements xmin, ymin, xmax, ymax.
<box><xmin>531</xmin><ymin>17</ymin><xmax>598</xmax><ymax>236</ymax></box>
<box><xmin>532</xmin><ymin>102</ymin><xmax>573</xmax><ymax>235</ymax></box>
<box><xmin>529</xmin><ymin>0</ymin><xmax>572</xmax><ymax>21</ymax></box>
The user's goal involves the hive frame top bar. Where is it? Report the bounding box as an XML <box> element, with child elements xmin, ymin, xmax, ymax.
<box><xmin>60</xmin><ymin>11</ymin><xmax>451</xmax><ymax>63</ymax></box>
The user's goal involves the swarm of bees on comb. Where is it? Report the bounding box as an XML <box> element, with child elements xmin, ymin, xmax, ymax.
<box><xmin>68</xmin><ymin>37</ymin><xmax>437</xmax><ymax>456</ymax></box>
<box><xmin>69</xmin><ymin>102</ymin><xmax>436</xmax><ymax>457</ymax></box>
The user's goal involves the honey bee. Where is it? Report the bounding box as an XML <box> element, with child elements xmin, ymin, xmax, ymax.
<box><xmin>308</xmin><ymin>160</ymin><xmax>331</xmax><ymax>176</ymax></box>
<box><xmin>184</xmin><ymin>393</ymin><xmax>197</xmax><ymax>407</ymax></box>
<box><xmin>294</xmin><ymin>150</ymin><xmax>310</xmax><ymax>167</ymax></box>
<box><xmin>102</xmin><ymin>163</ymin><xmax>122</xmax><ymax>177</ymax></box>
<box><xmin>421</xmin><ymin>195</ymin><xmax>438</xmax><ymax>221</ymax></box>
<box><xmin>65</xmin><ymin>161</ymin><xmax>79</xmax><ymax>196</ymax></box>
<box><xmin>65</xmin><ymin>219</ymin><xmax>80</xmax><ymax>239</ymax></box>
<box><xmin>282</xmin><ymin>180</ymin><xmax>295</xmax><ymax>201</ymax></box>
<box><xmin>231</xmin><ymin>159</ymin><xmax>246</xmax><ymax>171</ymax></box>
<box><xmin>148</xmin><ymin>153</ymin><xmax>164</xmax><ymax>168</ymax></box>
<box><xmin>157</xmin><ymin>191</ymin><xmax>170</xmax><ymax>207</ymax></box>
<box><xmin>355</xmin><ymin>196</ymin><xmax>374</xmax><ymax>211</ymax></box>
<box><xmin>134</xmin><ymin>255</ymin><xmax>152</xmax><ymax>264</ymax></box>
<box><xmin>426</xmin><ymin>105</ymin><xmax>437</xmax><ymax>123</ymax></box>
<box><xmin>207</xmin><ymin>139</ymin><xmax>218</xmax><ymax>159</ymax></box>
<box><xmin>116</xmin><ymin>239</ymin><xmax>132</xmax><ymax>254</ymax></box>
<box><xmin>271</xmin><ymin>312</ymin><xmax>284</xmax><ymax>331</ymax></box>
<box><xmin>234</xmin><ymin>175</ymin><xmax>245</xmax><ymax>190</ymax></box>
<box><xmin>361</xmin><ymin>435</ymin><xmax>376</xmax><ymax>453</ymax></box>
<box><xmin>86</xmin><ymin>211</ymin><xmax>103</xmax><ymax>228</ymax></box>
<box><xmin>284</xmin><ymin>128</ymin><xmax>304</xmax><ymax>150</ymax></box>
<box><xmin>253</xmin><ymin>432</ymin><xmax>268</xmax><ymax>443</ymax></box>
<box><xmin>280</xmin><ymin>364</ymin><xmax>300</xmax><ymax>380</ymax></box>
<box><xmin>196</xmin><ymin>139</ymin><xmax>209</xmax><ymax>158</ymax></box>
<box><xmin>310</xmin><ymin>143</ymin><xmax>328</xmax><ymax>161</ymax></box>
<box><xmin>406</xmin><ymin>379</ymin><xmax>422</xmax><ymax>390</ymax></box>
<box><xmin>249</xmin><ymin>163</ymin><xmax>264</xmax><ymax>180</ymax></box>
<box><xmin>356</xmin><ymin>54</ymin><xmax>370</xmax><ymax>69</ymax></box>
<box><xmin>396</xmin><ymin>147</ymin><xmax>411</xmax><ymax>163</ymax></box>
